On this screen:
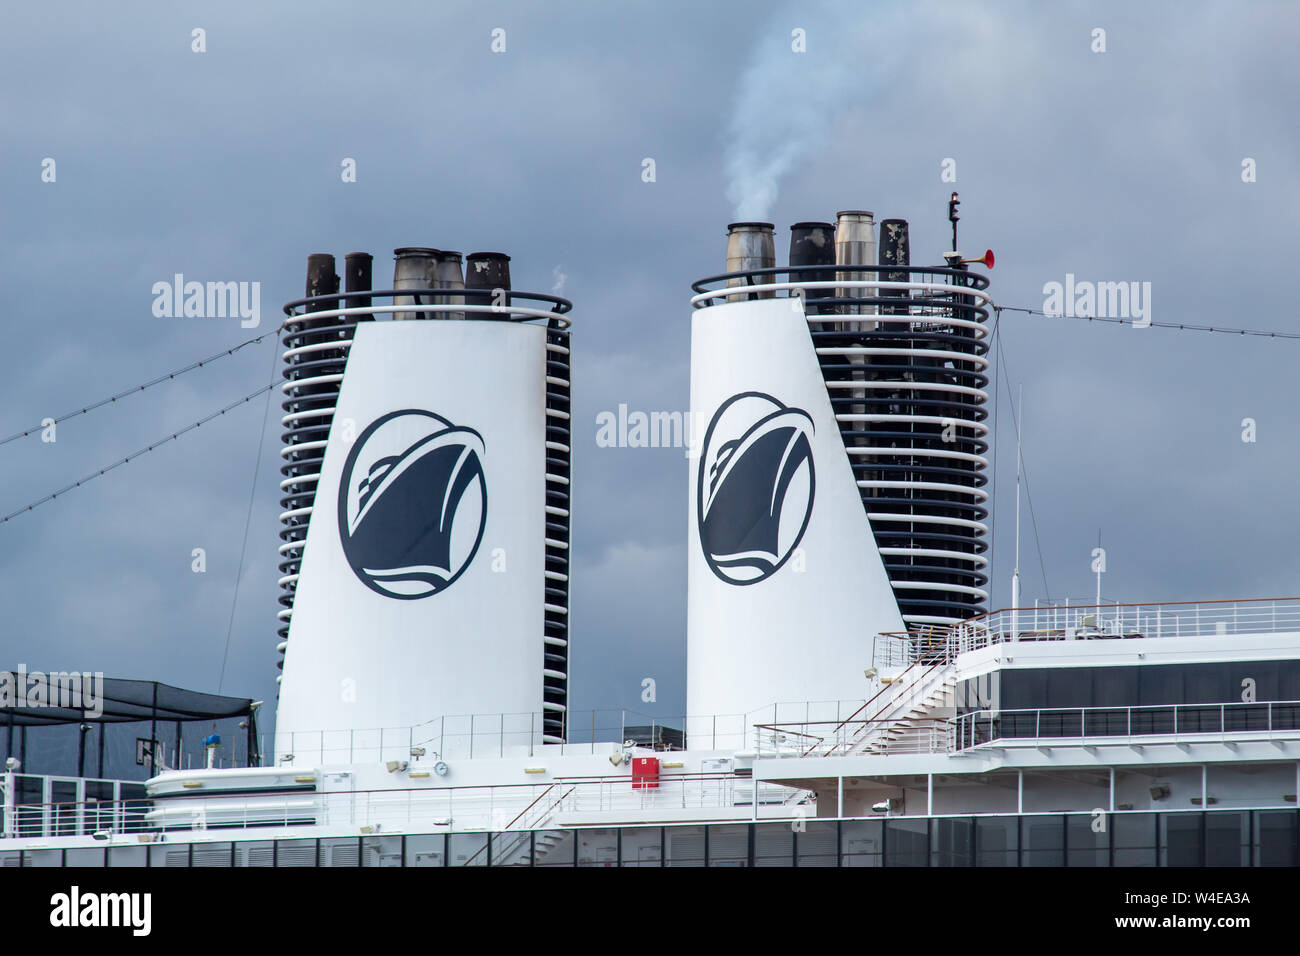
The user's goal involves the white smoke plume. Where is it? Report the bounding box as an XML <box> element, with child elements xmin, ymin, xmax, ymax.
<box><xmin>724</xmin><ymin>1</ymin><xmax>909</xmax><ymax>222</ymax></box>
<box><xmin>551</xmin><ymin>265</ymin><xmax>567</xmax><ymax>295</ymax></box>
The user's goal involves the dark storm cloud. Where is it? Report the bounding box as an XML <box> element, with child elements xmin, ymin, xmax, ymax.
<box><xmin>0</xmin><ymin>0</ymin><xmax>1296</xmax><ymax>740</ymax></box>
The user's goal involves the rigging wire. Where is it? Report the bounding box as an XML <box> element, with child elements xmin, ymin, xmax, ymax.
<box><xmin>0</xmin><ymin>327</ymin><xmax>280</xmax><ymax>450</ymax></box>
<box><xmin>216</xmin><ymin>340</ymin><xmax>282</xmax><ymax>697</ymax></box>
<box><xmin>991</xmin><ymin>305</ymin><xmax>1300</xmax><ymax>339</ymax></box>
<box><xmin>0</xmin><ymin>380</ymin><xmax>278</xmax><ymax>525</ymax></box>
<box><xmin>996</xmin><ymin>330</ymin><xmax>1052</xmax><ymax>602</ymax></box>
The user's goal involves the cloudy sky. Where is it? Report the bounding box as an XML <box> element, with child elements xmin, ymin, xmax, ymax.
<box><xmin>0</xmin><ymin>0</ymin><xmax>1296</xmax><ymax>741</ymax></box>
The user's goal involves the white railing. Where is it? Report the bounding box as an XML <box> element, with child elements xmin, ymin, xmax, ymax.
<box><xmin>754</xmin><ymin>656</ymin><xmax>956</xmax><ymax>758</ymax></box>
<box><xmin>953</xmin><ymin>598</ymin><xmax>1300</xmax><ymax>654</ymax></box>
<box><xmin>953</xmin><ymin>699</ymin><xmax>1300</xmax><ymax>752</ymax></box>
<box><xmin>755</xmin><ymin>716</ymin><xmax>954</xmax><ymax>758</ymax></box>
<box><xmin>755</xmin><ymin>697</ymin><xmax>1300</xmax><ymax>760</ymax></box>
<box><xmin>4</xmin><ymin>799</ymin><xmax>153</xmax><ymax>840</ymax></box>
<box><xmin>3</xmin><ymin>773</ymin><xmax>813</xmax><ymax>842</ymax></box>
<box><xmin>271</xmin><ymin>702</ymin><xmax>874</xmax><ymax>766</ymax></box>
<box><xmin>867</xmin><ymin>598</ymin><xmax>1300</xmax><ymax>671</ymax></box>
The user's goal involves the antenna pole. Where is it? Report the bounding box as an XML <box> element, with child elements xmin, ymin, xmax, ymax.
<box><xmin>1095</xmin><ymin>529</ymin><xmax>1103</xmax><ymax>610</ymax></box>
<box><xmin>1010</xmin><ymin>384</ymin><xmax>1022</xmax><ymax>638</ymax></box>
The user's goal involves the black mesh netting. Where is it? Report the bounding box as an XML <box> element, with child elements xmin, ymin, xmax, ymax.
<box><xmin>1</xmin><ymin>675</ymin><xmax>258</xmax><ymax>779</ymax></box>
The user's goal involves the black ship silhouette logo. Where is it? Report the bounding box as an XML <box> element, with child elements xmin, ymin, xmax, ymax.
<box><xmin>697</xmin><ymin>391</ymin><xmax>815</xmax><ymax>585</ymax></box>
<box><xmin>338</xmin><ymin>409</ymin><xmax>487</xmax><ymax>599</ymax></box>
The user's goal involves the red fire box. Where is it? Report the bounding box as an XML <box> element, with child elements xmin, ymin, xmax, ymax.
<box><xmin>631</xmin><ymin>756</ymin><xmax>660</xmax><ymax>789</ymax></box>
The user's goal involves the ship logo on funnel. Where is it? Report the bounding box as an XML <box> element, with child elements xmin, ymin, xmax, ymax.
<box><xmin>697</xmin><ymin>391</ymin><xmax>815</xmax><ymax>586</ymax></box>
<box><xmin>338</xmin><ymin>409</ymin><xmax>487</xmax><ymax>599</ymax></box>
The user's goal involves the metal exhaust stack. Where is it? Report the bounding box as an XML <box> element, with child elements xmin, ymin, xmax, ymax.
<box><xmin>725</xmin><ymin>222</ymin><xmax>776</xmax><ymax>301</ymax></box>
<box><xmin>392</xmin><ymin>247</ymin><xmax>439</xmax><ymax>320</ymax></box>
<box><xmin>834</xmin><ymin>210</ymin><xmax>876</xmax><ymax>322</ymax></box>
<box><xmin>788</xmin><ymin>221</ymin><xmax>835</xmax><ymax>314</ymax></box>
<box><xmin>466</xmin><ymin>252</ymin><xmax>511</xmax><ymax>317</ymax></box>
<box><xmin>305</xmin><ymin>253</ymin><xmax>338</xmax><ymax>303</ymax></box>
<box><xmin>434</xmin><ymin>250</ymin><xmax>466</xmax><ymax>320</ymax></box>
<box><xmin>344</xmin><ymin>252</ymin><xmax>373</xmax><ymax>322</ymax></box>
<box><xmin>834</xmin><ymin>211</ymin><xmax>875</xmax><ymax>441</ymax></box>
<box><xmin>878</xmin><ymin>219</ymin><xmax>909</xmax><ymax>316</ymax></box>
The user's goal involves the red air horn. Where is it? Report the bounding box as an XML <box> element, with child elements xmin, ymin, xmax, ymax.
<box><xmin>960</xmin><ymin>249</ymin><xmax>995</xmax><ymax>269</ymax></box>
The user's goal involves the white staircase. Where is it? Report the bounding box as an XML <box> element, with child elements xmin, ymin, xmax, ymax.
<box><xmin>489</xmin><ymin>827</ymin><xmax>568</xmax><ymax>866</ymax></box>
<box><xmin>827</xmin><ymin>660</ymin><xmax>958</xmax><ymax>756</ymax></box>
<box><xmin>859</xmin><ymin>669</ymin><xmax>957</xmax><ymax>754</ymax></box>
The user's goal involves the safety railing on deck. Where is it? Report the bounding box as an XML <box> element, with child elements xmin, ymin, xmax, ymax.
<box><xmin>954</xmin><ymin>597</ymin><xmax>1300</xmax><ymax>653</ymax></box>
<box><xmin>781</xmin><ymin>657</ymin><xmax>950</xmax><ymax>758</ymax></box>
<box><xmin>867</xmin><ymin>597</ymin><xmax>1300</xmax><ymax>671</ymax></box>
<box><xmin>953</xmin><ymin>699</ymin><xmax>1300</xmax><ymax>751</ymax></box>
<box><xmin>271</xmin><ymin>702</ymin><xmax>873</xmax><ymax>766</ymax></box>
<box><xmin>756</xmin><ymin>715</ymin><xmax>953</xmax><ymax>758</ymax></box>
<box><xmin>2</xmin><ymin>774</ymin><xmax>812</xmax><ymax>842</ymax></box>
<box><xmin>2</xmin><ymin>798</ymin><xmax>153</xmax><ymax>840</ymax></box>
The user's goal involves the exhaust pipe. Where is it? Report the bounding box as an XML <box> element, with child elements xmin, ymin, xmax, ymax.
<box><xmin>305</xmin><ymin>254</ymin><xmax>338</xmax><ymax>306</ymax></box>
<box><xmin>393</xmin><ymin>247</ymin><xmax>440</xmax><ymax>320</ymax></box>
<box><xmin>835</xmin><ymin>211</ymin><xmax>875</xmax><ymax>446</ymax></box>
<box><xmin>434</xmin><ymin>251</ymin><xmax>466</xmax><ymax>320</ymax></box>
<box><xmin>834</xmin><ymin>211</ymin><xmax>876</xmax><ymax>322</ymax></box>
<box><xmin>725</xmin><ymin>222</ymin><xmax>775</xmax><ymax>301</ymax></box>
<box><xmin>878</xmin><ymin>219</ymin><xmax>910</xmax><ymax>317</ymax></box>
<box><xmin>466</xmin><ymin>252</ymin><xmax>511</xmax><ymax>318</ymax></box>
<box><xmin>788</xmin><ymin>222</ymin><xmax>835</xmax><ymax>314</ymax></box>
<box><xmin>344</xmin><ymin>252</ymin><xmax>373</xmax><ymax>322</ymax></box>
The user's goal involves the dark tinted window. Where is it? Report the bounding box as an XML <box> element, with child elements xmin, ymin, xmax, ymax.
<box><xmin>1066</xmin><ymin>813</ymin><xmax>1109</xmax><ymax>866</ymax></box>
<box><xmin>1254</xmin><ymin>811</ymin><xmax>1297</xmax><ymax>866</ymax></box>
<box><xmin>884</xmin><ymin>819</ymin><xmax>929</xmax><ymax>867</ymax></box>
<box><xmin>931</xmin><ymin>817</ymin><xmax>973</xmax><ymax>866</ymax></box>
<box><xmin>975</xmin><ymin>817</ymin><xmax>1017</xmax><ymax>866</ymax></box>
<box><xmin>996</xmin><ymin>660</ymin><xmax>1300</xmax><ymax>712</ymax></box>
<box><xmin>1205</xmin><ymin>811</ymin><xmax>1248</xmax><ymax>867</ymax></box>
<box><xmin>1112</xmin><ymin>813</ymin><xmax>1157</xmax><ymax>866</ymax></box>
<box><xmin>1161</xmin><ymin>813</ymin><xmax>1202</xmax><ymax>866</ymax></box>
<box><xmin>1022</xmin><ymin>815</ymin><xmax>1065</xmax><ymax>866</ymax></box>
